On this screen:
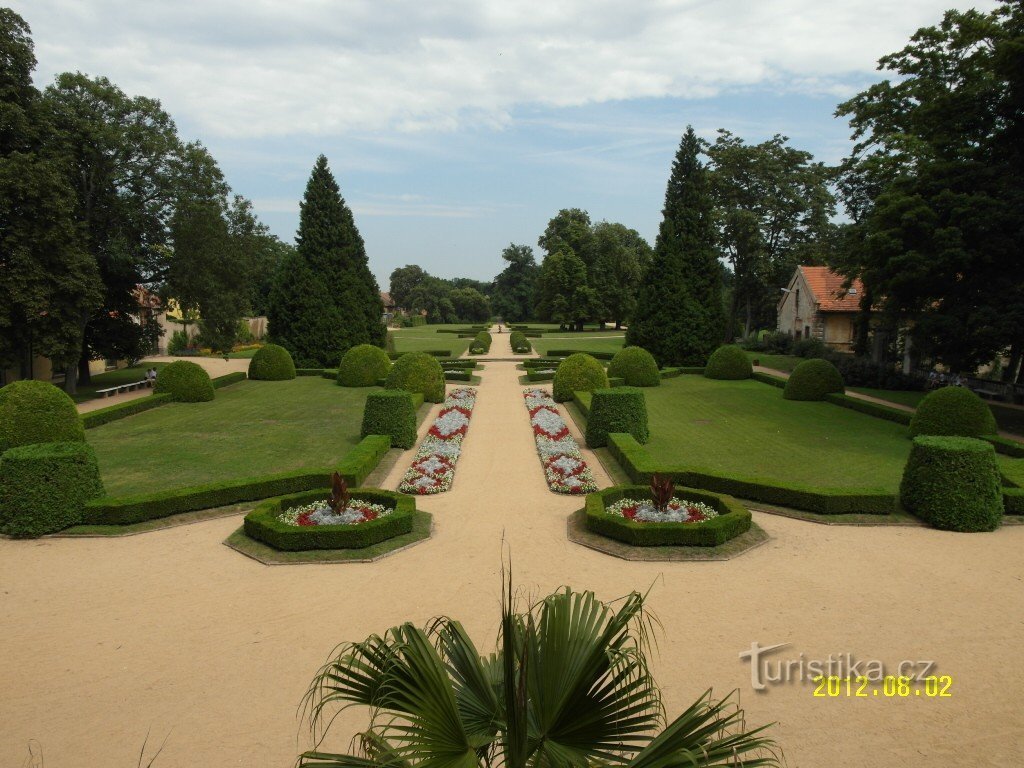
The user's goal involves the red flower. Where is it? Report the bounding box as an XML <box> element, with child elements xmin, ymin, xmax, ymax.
<box><xmin>623</xmin><ymin>506</ymin><xmax>638</xmax><ymax>520</ymax></box>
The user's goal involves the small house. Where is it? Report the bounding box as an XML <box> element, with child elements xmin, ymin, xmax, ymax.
<box><xmin>776</xmin><ymin>266</ymin><xmax>864</xmax><ymax>351</ymax></box>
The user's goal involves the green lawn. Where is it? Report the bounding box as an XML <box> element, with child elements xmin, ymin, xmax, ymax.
<box><xmin>532</xmin><ymin>334</ymin><xmax>626</xmax><ymax>357</ymax></box>
<box><xmin>73</xmin><ymin>363</ymin><xmax>168</xmax><ymax>403</ymax></box>
<box><xmin>87</xmin><ymin>378</ymin><xmax>372</xmax><ymax>497</ymax></box>
<box><xmin>643</xmin><ymin>376</ymin><xmax>932</xmax><ymax>492</ymax></box>
<box><xmin>849</xmin><ymin>387</ymin><xmax>926</xmax><ymax>408</ymax></box>
<box><xmin>744</xmin><ymin>352</ymin><xmax>804</xmax><ymax>373</ymax></box>
<box><xmin>848</xmin><ymin>387</ymin><xmax>1024</xmax><ymax>436</ymax></box>
<box><xmin>391</xmin><ymin>325</ymin><xmax>474</xmax><ymax>356</ymax></box>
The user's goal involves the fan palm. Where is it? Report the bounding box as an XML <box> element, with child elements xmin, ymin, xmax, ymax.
<box><xmin>300</xmin><ymin>578</ymin><xmax>780</xmax><ymax>768</ymax></box>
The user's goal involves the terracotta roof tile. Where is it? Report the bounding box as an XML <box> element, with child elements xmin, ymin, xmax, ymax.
<box><xmin>800</xmin><ymin>266</ymin><xmax>864</xmax><ymax>312</ymax></box>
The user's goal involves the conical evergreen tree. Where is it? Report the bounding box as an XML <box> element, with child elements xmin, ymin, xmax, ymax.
<box><xmin>626</xmin><ymin>127</ymin><xmax>725</xmax><ymax>366</ymax></box>
<box><xmin>268</xmin><ymin>155</ymin><xmax>385</xmax><ymax>367</ymax></box>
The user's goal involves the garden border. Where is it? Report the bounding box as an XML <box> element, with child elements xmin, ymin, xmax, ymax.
<box><xmin>81</xmin><ymin>372</ymin><xmax>247</xmax><ymax>429</ymax></box>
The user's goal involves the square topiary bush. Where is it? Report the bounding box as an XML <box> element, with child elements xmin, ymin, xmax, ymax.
<box><xmin>361</xmin><ymin>391</ymin><xmax>420</xmax><ymax>449</ymax></box>
<box><xmin>0</xmin><ymin>441</ymin><xmax>105</xmax><ymax>537</ymax></box>
<box><xmin>585</xmin><ymin>388</ymin><xmax>649</xmax><ymax>448</ymax></box>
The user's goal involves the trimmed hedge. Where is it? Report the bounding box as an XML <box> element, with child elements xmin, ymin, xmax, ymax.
<box><xmin>82</xmin><ymin>435</ymin><xmax>392</xmax><ymax>526</ymax></box>
<box><xmin>213</xmin><ymin>371</ymin><xmax>247</xmax><ymax>389</ymax></box>
<box><xmin>509</xmin><ymin>331</ymin><xmax>532</xmax><ymax>354</ymax></box>
<box><xmin>469</xmin><ymin>331</ymin><xmax>492</xmax><ymax>354</ymax></box>
<box><xmin>297</xmin><ymin>368</ymin><xmax>326</xmax><ymax>376</ymax></box>
<box><xmin>547</xmin><ymin>349</ymin><xmax>615</xmax><ymax>360</ymax></box>
<box><xmin>784</xmin><ymin>359</ymin><xmax>845</xmax><ymax>401</ymax></box>
<box><xmin>527</xmin><ymin>369</ymin><xmax>556</xmax><ymax>382</ymax></box>
<box><xmin>338</xmin><ymin>344</ymin><xmax>392</xmax><ymax>387</ymax></box>
<box><xmin>243</xmin><ymin>488</ymin><xmax>415</xmax><ymax>551</ymax></box>
<box><xmin>385</xmin><ymin>352</ymin><xmax>446</xmax><ymax>403</ymax></box>
<box><xmin>247</xmin><ymin>343</ymin><xmax>296</xmax><ymax>380</ymax></box>
<box><xmin>899</xmin><ymin>436</ymin><xmax>1003</xmax><ymax>532</ymax></box>
<box><xmin>361</xmin><ymin>390</ymin><xmax>420</xmax><ymax>448</ymax></box>
<box><xmin>585</xmin><ymin>388</ymin><xmax>649</xmax><ymax>448</ymax></box>
<box><xmin>909</xmin><ymin>386</ymin><xmax>998</xmax><ymax>438</ymax></box>
<box><xmin>1005</xmin><ymin>489</ymin><xmax>1024</xmax><ymax>515</ymax></box>
<box><xmin>607</xmin><ymin>377</ymin><xmax>625</xmax><ymax>387</ymax></box>
<box><xmin>822</xmin><ymin>393</ymin><xmax>912</xmax><ymax>425</ymax></box>
<box><xmin>606</xmin><ymin>433</ymin><xmax>895</xmax><ymax>515</ymax></box>
<box><xmin>154</xmin><ymin>360</ymin><xmax>215</xmax><ymax>402</ymax></box>
<box><xmin>81</xmin><ymin>393</ymin><xmax>175</xmax><ymax>429</ymax></box>
<box><xmin>444</xmin><ymin>370</ymin><xmax>473</xmax><ymax>382</ymax></box>
<box><xmin>585</xmin><ymin>485</ymin><xmax>751</xmax><ymax>547</ymax></box>
<box><xmin>751</xmin><ymin>371</ymin><xmax>787</xmax><ymax>389</ymax></box>
<box><xmin>608</xmin><ymin>346</ymin><xmax>660</xmax><ymax>387</ymax></box>
<box><xmin>553</xmin><ymin>353</ymin><xmax>609</xmax><ymax>403</ymax></box>
<box><xmin>0</xmin><ymin>380</ymin><xmax>85</xmax><ymax>453</ymax></box>
<box><xmin>985</xmin><ymin>434</ymin><xmax>1024</xmax><ymax>458</ymax></box>
<box><xmin>0</xmin><ymin>442</ymin><xmax>105</xmax><ymax>537</ymax></box>
<box><xmin>704</xmin><ymin>345</ymin><xmax>753</xmax><ymax>380</ymax></box>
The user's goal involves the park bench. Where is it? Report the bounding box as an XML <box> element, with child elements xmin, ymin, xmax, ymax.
<box><xmin>94</xmin><ymin>379</ymin><xmax>154</xmax><ymax>398</ymax></box>
<box><xmin>965</xmin><ymin>377</ymin><xmax>1009</xmax><ymax>401</ymax></box>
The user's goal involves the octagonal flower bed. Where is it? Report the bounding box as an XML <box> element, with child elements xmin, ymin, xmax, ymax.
<box><xmin>244</xmin><ymin>487</ymin><xmax>415</xmax><ymax>551</ymax></box>
<box><xmin>524</xmin><ymin>388</ymin><xmax>597</xmax><ymax>494</ymax></box>
<box><xmin>585</xmin><ymin>483</ymin><xmax>751</xmax><ymax>547</ymax></box>
<box><xmin>399</xmin><ymin>387</ymin><xmax>477</xmax><ymax>494</ymax></box>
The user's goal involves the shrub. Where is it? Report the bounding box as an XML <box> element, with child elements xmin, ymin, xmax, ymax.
<box><xmin>704</xmin><ymin>345</ymin><xmax>753</xmax><ymax>380</ymax></box>
<box><xmin>247</xmin><ymin>343</ymin><xmax>296</xmax><ymax>380</ymax></box>
<box><xmin>899</xmin><ymin>436</ymin><xmax>1003</xmax><ymax>532</ymax></box>
<box><xmin>384</xmin><ymin>332</ymin><xmax>397</xmax><ymax>355</ymax></box>
<box><xmin>81</xmin><ymin>393</ymin><xmax>176</xmax><ymax>429</ymax></box>
<box><xmin>791</xmin><ymin>337</ymin><xmax>830</xmax><ymax>359</ymax></box>
<box><xmin>0</xmin><ymin>380</ymin><xmax>85</xmax><ymax>453</ymax></box>
<box><xmin>585</xmin><ymin>388</ymin><xmax>649</xmax><ymax>448</ymax></box>
<box><xmin>834</xmin><ymin>356</ymin><xmax>922</xmax><ymax>390</ymax></box>
<box><xmin>361</xmin><ymin>390</ymin><xmax>419</xmax><ymax>448</ymax></box>
<box><xmin>167</xmin><ymin>328</ymin><xmax>191</xmax><ymax>355</ymax></box>
<box><xmin>154</xmin><ymin>360</ymin><xmax>215</xmax><ymax>402</ymax></box>
<box><xmin>0</xmin><ymin>442</ymin><xmax>105</xmax><ymax>537</ymax></box>
<box><xmin>469</xmin><ymin>331</ymin><xmax>492</xmax><ymax>354</ymax></box>
<box><xmin>552</xmin><ymin>353</ymin><xmax>609</xmax><ymax>402</ymax></box>
<box><xmin>909</xmin><ymin>386</ymin><xmax>997</xmax><ymax>438</ymax></box>
<box><xmin>784</xmin><ymin>358</ymin><xmax>845</xmax><ymax>401</ymax></box>
<box><xmin>385</xmin><ymin>352</ymin><xmax>446</xmax><ymax>403</ymax></box>
<box><xmin>509</xmin><ymin>331</ymin><xmax>532</xmax><ymax>354</ymax></box>
<box><xmin>338</xmin><ymin>344</ymin><xmax>392</xmax><ymax>387</ymax></box>
<box><xmin>762</xmin><ymin>331</ymin><xmax>793</xmax><ymax>354</ymax></box>
<box><xmin>608</xmin><ymin>346</ymin><xmax>660</xmax><ymax>387</ymax></box>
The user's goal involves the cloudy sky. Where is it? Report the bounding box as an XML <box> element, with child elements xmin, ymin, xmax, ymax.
<box><xmin>15</xmin><ymin>0</ymin><xmax>996</xmax><ymax>288</ymax></box>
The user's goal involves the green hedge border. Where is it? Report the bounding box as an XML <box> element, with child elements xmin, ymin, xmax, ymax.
<box><xmin>584</xmin><ymin>485</ymin><xmax>752</xmax><ymax>546</ymax></box>
<box><xmin>81</xmin><ymin>372</ymin><xmax>247</xmax><ymax>429</ymax></box>
<box><xmin>545</xmin><ymin>349</ymin><xmax>615</xmax><ymax>360</ymax></box>
<box><xmin>243</xmin><ymin>488</ymin><xmax>415</xmax><ymax>550</ymax></box>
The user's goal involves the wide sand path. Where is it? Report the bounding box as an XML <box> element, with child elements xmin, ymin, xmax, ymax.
<box><xmin>2</xmin><ymin>330</ymin><xmax>1023</xmax><ymax>767</ymax></box>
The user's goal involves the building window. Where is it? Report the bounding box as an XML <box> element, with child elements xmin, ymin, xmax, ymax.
<box><xmin>804</xmin><ymin>325</ymin><xmax>811</xmax><ymax>339</ymax></box>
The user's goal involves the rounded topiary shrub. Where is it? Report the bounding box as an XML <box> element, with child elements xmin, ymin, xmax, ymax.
<box><xmin>608</xmin><ymin>346</ymin><xmax>660</xmax><ymax>387</ymax></box>
<box><xmin>585</xmin><ymin>388</ymin><xmax>649</xmax><ymax>448</ymax></box>
<box><xmin>783</xmin><ymin>358</ymin><xmax>845</xmax><ymax>401</ymax></box>
<box><xmin>909</xmin><ymin>386</ymin><xmax>997</xmax><ymax>437</ymax></box>
<box><xmin>704</xmin><ymin>345</ymin><xmax>753</xmax><ymax>380</ymax></box>
<box><xmin>0</xmin><ymin>441</ymin><xmax>105</xmax><ymax>537</ymax></box>
<box><xmin>154</xmin><ymin>360</ymin><xmax>215</xmax><ymax>402</ymax></box>
<box><xmin>247</xmin><ymin>343</ymin><xmax>296</xmax><ymax>380</ymax></box>
<box><xmin>0</xmin><ymin>380</ymin><xmax>85</xmax><ymax>454</ymax></box>
<box><xmin>338</xmin><ymin>344</ymin><xmax>392</xmax><ymax>387</ymax></box>
<box><xmin>552</xmin><ymin>353</ymin><xmax>609</xmax><ymax>403</ymax></box>
<box><xmin>361</xmin><ymin>390</ymin><xmax>418</xmax><ymax>448</ymax></box>
<box><xmin>899</xmin><ymin>436</ymin><xmax>1002</xmax><ymax>532</ymax></box>
<box><xmin>385</xmin><ymin>352</ymin><xmax>445</xmax><ymax>403</ymax></box>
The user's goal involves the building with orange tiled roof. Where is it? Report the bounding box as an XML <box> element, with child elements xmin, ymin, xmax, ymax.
<box><xmin>776</xmin><ymin>266</ymin><xmax>865</xmax><ymax>351</ymax></box>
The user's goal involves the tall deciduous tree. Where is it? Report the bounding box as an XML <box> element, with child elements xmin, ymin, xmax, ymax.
<box><xmin>269</xmin><ymin>155</ymin><xmax>384</xmax><ymax>366</ymax></box>
<box><xmin>627</xmin><ymin>127</ymin><xmax>725</xmax><ymax>366</ymax></box>
<box><xmin>491</xmin><ymin>243</ymin><xmax>537</xmax><ymax>323</ymax></box>
<box><xmin>591</xmin><ymin>222</ymin><xmax>652</xmax><ymax>329</ymax></box>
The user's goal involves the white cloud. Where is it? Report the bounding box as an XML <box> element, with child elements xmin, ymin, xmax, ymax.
<box><xmin>16</xmin><ymin>0</ymin><xmax>998</xmax><ymax>139</ymax></box>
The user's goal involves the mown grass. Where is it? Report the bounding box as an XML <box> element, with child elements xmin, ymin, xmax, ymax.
<box><xmin>390</xmin><ymin>324</ymin><xmax>474</xmax><ymax>356</ymax></box>
<box><xmin>72</xmin><ymin>363</ymin><xmax>168</xmax><ymax>403</ymax></box>
<box><xmin>531</xmin><ymin>334</ymin><xmax>626</xmax><ymax>357</ymax></box>
<box><xmin>87</xmin><ymin>378</ymin><xmax>371</xmax><ymax>497</ymax></box>
<box><xmin>848</xmin><ymin>387</ymin><xmax>925</xmax><ymax>408</ymax></box>
<box><xmin>744</xmin><ymin>352</ymin><xmax>804</xmax><ymax>372</ymax></box>
<box><xmin>849</xmin><ymin>387</ymin><xmax>1024</xmax><ymax>436</ymax></box>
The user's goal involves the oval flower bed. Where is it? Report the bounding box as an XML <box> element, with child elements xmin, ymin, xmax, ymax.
<box><xmin>524</xmin><ymin>388</ymin><xmax>597</xmax><ymax>494</ymax></box>
<box><xmin>399</xmin><ymin>387</ymin><xmax>477</xmax><ymax>494</ymax></box>
<box><xmin>585</xmin><ymin>485</ymin><xmax>751</xmax><ymax>547</ymax></box>
<box><xmin>244</xmin><ymin>488</ymin><xmax>415</xmax><ymax>551</ymax></box>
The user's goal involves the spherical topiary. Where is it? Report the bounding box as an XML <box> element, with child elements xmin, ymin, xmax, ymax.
<box><xmin>385</xmin><ymin>352</ymin><xmax>446</xmax><ymax>403</ymax></box>
<box><xmin>608</xmin><ymin>346</ymin><xmax>660</xmax><ymax>387</ymax></box>
<box><xmin>704</xmin><ymin>345</ymin><xmax>753</xmax><ymax>380</ymax></box>
<box><xmin>0</xmin><ymin>380</ymin><xmax>85</xmax><ymax>454</ymax></box>
<box><xmin>552</xmin><ymin>353</ymin><xmax>609</xmax><ymax>403</ymax></box>
<box><xmin>909</xmin><ymin>386</ymin><xmax>997</xmax><ymax>438</ymax></box>
<box><xmin>899</xmin><ymin>436</ymin><xmax>1002</xmax><ymax>532</ymax></box>
<box><xmin>154</xmin><ymin>360</ymin><xmax>215</xmax><ymax>402</ymax></box>
<box><xmin>0</xmin><ymin>441</ymin><xmax>105</xmax><ymax>537</ymax></box>
<box><xmin>338</xmin><ymin>344</ymin><xmax>392</xmax><ymax>387</ymax></box>
<box><xmin>247</xmin><ymin>343</ymin><xmax>296</xmax><ymax>380</ymax></box>
<box><xmin>585</xmin><ymin>388</ymin><xmax>649</xmax><ymax>448</ymax></box>
<box><xmin>783</xmin><ymin>358</ymin><xmax>845</xmax><ymax>401</ymax></box>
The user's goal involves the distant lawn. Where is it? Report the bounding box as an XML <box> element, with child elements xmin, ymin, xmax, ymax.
<box><xmin>391</xmin><ymin>325</ymin><xmax>474</xmax><ymax>356</ymax></box>
<box><xmin>848</xmin><ymin>387</ymin><xmax>1023</xmax><ymax>437</ymax></box>
<box><xmin>73</xmin><ymin>363</ymin><xmax>168</xmax><ymax>403</ymax></box>
<box><xmin>849</xmin><ymin>387</ymin><xmax>925</xmax><ymax>408</ymax></box>
<box><xmin>532</xmin><ymin>334</ymin><xmax>626</xmax><ymax>357</ymax></box>
<box><xmin>744</xmin><ymin>352</ymin><xmax>804</xmax><ymax>373</ymax></box>
<box><xmin>87</xmin><ymin>378</ymin><xmax>372</xmax><ymax>497</ymax></box>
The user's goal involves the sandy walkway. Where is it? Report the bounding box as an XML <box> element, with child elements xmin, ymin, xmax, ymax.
<box><xmin>3</xmin><ymin>333</ymin><xmax>1023</xmax><ymax>767</ymax></box>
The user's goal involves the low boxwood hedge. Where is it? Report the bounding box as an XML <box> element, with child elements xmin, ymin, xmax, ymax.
<box><xmin>546</xmin><ymin>349</ymin><xmax>615</xmax><ymax>360</ymax></box>
<box><xmin>899</xmin><ymin>436</ymin><xmax>1003</xmax><ymax>531</ymax></box>
<box><xmin>822</xmin><ymin>393</ymin><xmax>912</xmax><ymax>425</ymax></box>
<box><xmin>338</xmin><ymin>344</ymin><xmax>392</xmax><ymax>387</ymax></box>
<box><xmin>385</xmin><ymin>352</ymin><xmax>446</xmax><ymax>403</ymax></box>
<box><xmin>909</xmin><ymin>386</ymin><xmax>998</xmax><ymax>438</ymax></box>
<box><xmin>751</xmin><ymin>371</ymin><xmax>787</xmax><ymax>389</ymax></box>
<box><xmin>444</xmin><ymin>370</ymin><xmax>473</xmax><ymax>382</ymax></box>
<box><xmin>154</xmin><ymin>360</ymin><xmax>215</xmax><ymax>402</ymax></box>
<box><xmin>509</xmin><ymin>331</ymin><xmax>532</xmax><ymax>353</ymax></box>
<box><xmin>585</xmin><ymin>485</ymin><xmax>752</xmax><ymax>547</ymax></box>
<box><xmin>1005</xmin><ymin>488</ymin><xmax>1024</xmax><ymax>514</ymax></box>
<box><xmin>983</xmin><ymin>435</ymin><xmax>1024</xmax><ymax>458</ymax></box>
<box><xmin>243</xmin><ymin>488</ymin><xmax>415</xmax><ymax>551</ymax></box>
<box><xmin>784</xmin><ymin>358</ymin><xmax>845</xmax><ymax>401</ymax></box>
<box><xmin>247</xmin><ymin>343</ymin><xmax>296</xmax><ymax>380</ymax></box>
<box><xmin>527</xmin><ymin>369</ymin><xmax>557</xmax><ymax>382</ymax></box>
<box><xmin>0</xmin><ymin>379</ymin><xmax>85</xmax><ymax>453</ymax></box>
<box><xmin>82</xmin><ymin>434</ymin><xmax>391</xmax><ymax>525</ymax></box>
<box><xmin>212</xmin><ymin>371</ymin><xmax>247</xmax><ymax>389</ymax></box>
<box><xmin>585</xmin><ymin>388</ymin><xmax>648</xmax><ymax>448</ymax></box>
<box><xmin>361</xmin><ymin>390</ymin><xmax>421</xmax><ymax>448</ymax></box>
<box><xmin>704</xmin><ymin>345</ymin><xmax>753</xmax><ymax>380</ymax></box>
<box><xmin>553</xmin><ymin>353</ymin><xmax>609</xmax><ymax>402</ymax></box>
<box><xmin>469</xmin><ymin>331</ymin><xmax>492</xmax><ymax>354</ymax></box>
<box><xmin>0</xmin><ymin>441</ymin><xmax>105</xmax><ymax>537</ymax></box>
<box><xmin>608</xmin><ymin>346</ymin><xmax>660</xmax><ymax>387</ymax></box>
<box><xmin>81</xmin><ymin>393</ymin><xmax>176</xmax><ymax>429</ymax></box>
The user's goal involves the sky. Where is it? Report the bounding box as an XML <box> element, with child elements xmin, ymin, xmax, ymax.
<box><xmin>15</xmin><ymin>0</ymin><xmax>999</xmax><ymax>289</ymax></box>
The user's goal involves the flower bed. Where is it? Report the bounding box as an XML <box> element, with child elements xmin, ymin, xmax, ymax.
<box><xmin>399</xmin><ymin>387</ymin><xmax>477</xmax><ymax>494</ymax></box>
<box><xmin>606</xmin><ymin>497</ymin><xmax>718</xmax><ymax>523</ymax></box>
<box><xmin>279</xmin><ymin>499</ymin><xmax>392</xmax><ymax>527</ymax></box>
<box><xmin>524</xmin><ymin>388</ymin><xmax>597</xmax><ymax>494</ymax></box>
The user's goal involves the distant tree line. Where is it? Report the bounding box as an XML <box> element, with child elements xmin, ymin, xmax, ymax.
<box><xmin>388</xmin><ymin>264</ymin><xmax>492</xmax><ymax>324</ymax></box>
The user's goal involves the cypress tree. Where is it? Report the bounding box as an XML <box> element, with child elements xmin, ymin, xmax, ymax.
<box><xmin>268</xmin><ymin>155</ymin><xmax>384</xmax><ymax>367</ymax></box>
<box><xmin>626</xmin><ymin>127</ymin><xmax>725</xmax><ymax>366</ymax></box>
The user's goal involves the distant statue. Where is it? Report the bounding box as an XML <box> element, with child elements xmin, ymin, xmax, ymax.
<box><xmin>22</xmin><ymin>740</ymin><xmax>43</xmax><ymax>768</ymax></box>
